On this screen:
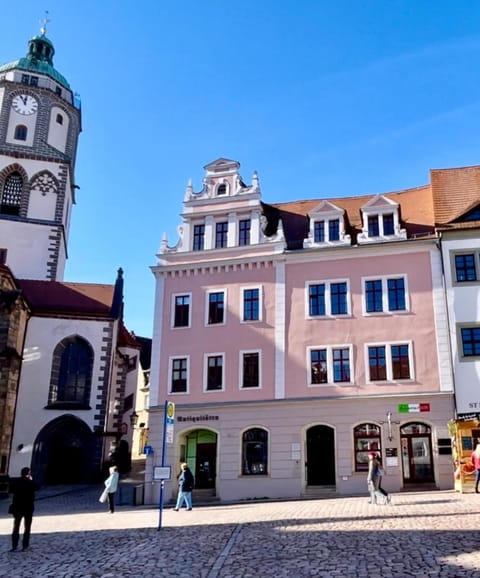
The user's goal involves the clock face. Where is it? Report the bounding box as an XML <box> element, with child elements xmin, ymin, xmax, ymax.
<box><xmin>12</xmin><ymin>94</ymin><xmax>38</xmax><ymax>115</ymax></box>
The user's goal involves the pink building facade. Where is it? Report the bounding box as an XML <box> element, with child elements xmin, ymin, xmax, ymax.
<box><xmin>146</xmin><ymin>158</ymin><xmax>455</xmax><ymax>504</ymax></box>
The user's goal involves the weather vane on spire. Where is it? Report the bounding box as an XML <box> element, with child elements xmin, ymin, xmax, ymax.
<box><xmin>40</xmin><ymin>10</ymin><xmax>50</xmax><ymax>35</ymax></box>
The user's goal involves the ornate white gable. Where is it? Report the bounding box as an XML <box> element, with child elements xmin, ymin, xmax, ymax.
<box><xmin>304</xmin><ymin>200</ymin><xmax>351</xmax><ymax>248</ymax></box>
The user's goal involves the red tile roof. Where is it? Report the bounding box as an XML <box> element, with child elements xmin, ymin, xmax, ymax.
<box><xmin>430</xmin><ymin>165</ymin><xmax>480</xmax><ymax>225</ymax></box>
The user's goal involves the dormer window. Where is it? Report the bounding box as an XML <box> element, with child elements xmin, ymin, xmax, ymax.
<box><xmin>217</xmin><ymin>183</ymin><xmax>227</xmax><ymax>196</ymax></box>
<box><xmin>14</xmin><ymin>125</ymin><xmax>27</xmax><ymax>141</ymax></box>
<box><xmin>304</xmin><ymin>201</ymin><xmax>350</xmax><ymax>248</ymax></box>
<box><xmin>358</xmin><ymin>195</ymin><xmax>406</xmax><ymax>244</ymax></box>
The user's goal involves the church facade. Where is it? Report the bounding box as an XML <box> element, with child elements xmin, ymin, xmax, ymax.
<box><xmin>0</xmin><ymin>28</ymin><xmax>140</xmax><ymax>485</ymax></box>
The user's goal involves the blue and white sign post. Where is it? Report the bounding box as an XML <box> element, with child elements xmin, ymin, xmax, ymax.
<box><xmin>157</xmin><ymin>400</ymin><xmax>174</xmax><ymax>530</ymax></box>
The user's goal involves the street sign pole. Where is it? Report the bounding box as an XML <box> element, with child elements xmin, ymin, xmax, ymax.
<box><xmin>157</xmin><ymin>400</ymin><xmax>168</xmax><ymax>531</ymax></box>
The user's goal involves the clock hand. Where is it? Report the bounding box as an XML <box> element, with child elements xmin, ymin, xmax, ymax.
<box><xmin>21</xmin><ymin>95</ymin><xmax>28</xmax><ymax>105</ymax></box>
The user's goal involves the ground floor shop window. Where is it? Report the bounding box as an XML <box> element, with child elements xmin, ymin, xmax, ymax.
<box><xmin>242</xmin><ymin>428</ymin><xmax>268</xmax><ymax>475</ymax></box>
<box><xmin>354</xmin><ymin>423</ymin><xmax>381</xmax><ymax>472</ymax></box>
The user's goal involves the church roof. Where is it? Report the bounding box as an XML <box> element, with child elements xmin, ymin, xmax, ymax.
<box><xmin>17</xmin><ymin>279</ymin><xmax>114</xmax><ymax>317</ymax></box>
<box><xmin>0</xmin><ymin>33</ymin><xmax>70</xmax><ymax>89</ymax></box>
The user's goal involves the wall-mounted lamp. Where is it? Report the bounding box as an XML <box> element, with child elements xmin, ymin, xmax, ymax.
<box><xmin>129</xmin><ymin>411</ymin><xmax>139</xmax><ymax>427</ymax></box>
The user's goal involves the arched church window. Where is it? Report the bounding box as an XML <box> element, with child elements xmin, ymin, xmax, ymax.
<box><xmin>14</xmin><ymin>125</ymin><xmax>27</xmax><ymax>141</ymax></box>
<box><xmin>56</xmin><ymin>113</ymin><xmax>63</xmax><ymax>125</ymax></box>
<box><xmin>47</xmin><ymin>336</ymin><xmax>94</xmax><ymax>409</ymax></box>
<box><xmin>0</xmin><ymin>172</ymin><xmax>23</xmax><ymax>215</ymax></box>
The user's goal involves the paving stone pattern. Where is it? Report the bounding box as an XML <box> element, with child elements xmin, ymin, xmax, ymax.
<box><xmin>0</xmin><ymin>487</ymin><xmax>480</xmax><ymax>577</ymax></box>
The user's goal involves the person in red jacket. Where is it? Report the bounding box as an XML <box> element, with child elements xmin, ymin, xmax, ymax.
<box><xmin>471</xmin><ymin>440</ymin><xmax>480</xmax><ymax>494</ymax></box>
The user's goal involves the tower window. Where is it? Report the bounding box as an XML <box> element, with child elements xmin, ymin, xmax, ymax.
<box><xmin>29</xmin><ymin>76</ymin><xmax>38</xmax><ymax>87</ymax></box>
<box><xmin>217</xmin><ymin>183</ymin><xmax>227</xmax><ymax>196</ymax></box>
<box><xmin>56</xmin><ymin>113</ymin><xmax>63</xmax><ymax>125</ymax></box>
<box><xmin>1</xmin><ymin>172</ymin><xmax>23</xmax><ymax>215</ymax></box>
<box><xmin>56</xmin><ymin>87</ymin><xmax>62</xmax><ymax>96</ymax></box>
<box><xmin>21</xmin><ymin>74</ymin><xmax>29</xmax><ymax>84</ymax></box>
<box><xmin>14</xmin><ymin>125</ymin><xmax>27</xmax><ymax>141</ymax></box>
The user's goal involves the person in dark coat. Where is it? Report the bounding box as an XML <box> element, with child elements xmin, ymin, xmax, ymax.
<box><xmin>9</xmin><ymin>467</ymin><xmax>36</xmax><ymax>552</ymax></box>
<box><xmin>173</xmin><ymin>462</ymin><xmax>195</xmax><ymax>511</ymax></box>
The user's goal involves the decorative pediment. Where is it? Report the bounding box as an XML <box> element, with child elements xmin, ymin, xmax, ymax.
<box><xmin>308</xmin><ymin>200</ymin><xmax>343</xmax><ymax>218</ymax></box>
<box><xmin>203</xmin><ymin>158</ymin><xmax>240</xmax><ymax>174</ymax></box>
<box><xmin>304</xmin><ymin>200</ymin><xmax>351</xmax><ymax>248</ymax></box>
<box><xmin>358</xmin><ymin>194</ymin><xmax>406</xmax><ymax>243</ymax></box>
<box><xmin>361</xmin><ymin>194</ymin><xmax>398</xmax><ymax>211</ymax></box>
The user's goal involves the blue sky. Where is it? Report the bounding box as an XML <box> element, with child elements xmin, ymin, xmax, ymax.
<box><xmin>2</xmin><ymin>1</ymin><xmax>480</xmax><ymax>337</ymax></box>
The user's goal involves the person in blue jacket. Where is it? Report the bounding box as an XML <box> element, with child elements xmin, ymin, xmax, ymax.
<box><xmin>173</xmin><ymin>463</ymin><xmax>195</xmax><ymax>511</ymax></box>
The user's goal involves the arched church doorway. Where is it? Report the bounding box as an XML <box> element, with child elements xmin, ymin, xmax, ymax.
<box><xmin>306</xmin><ymin>425</ymin><xmax>336</xmax><ymax>486</ymax></box>
<box><xmin>31</xmin><ymin>415</ymin><xmax>95</xmax><ymax>486</ymax></box>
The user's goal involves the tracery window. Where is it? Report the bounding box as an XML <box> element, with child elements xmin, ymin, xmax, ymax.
<box><xmin>1</xmin><ymin>172</ymin><xmax>23</xmax><ymax>215</ymax></box>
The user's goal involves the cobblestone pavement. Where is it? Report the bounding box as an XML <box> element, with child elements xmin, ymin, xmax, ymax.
<box><xmin>0</xmin><ymin>487</ymin><xmax>480</xmax><ymax>577</ymax></box>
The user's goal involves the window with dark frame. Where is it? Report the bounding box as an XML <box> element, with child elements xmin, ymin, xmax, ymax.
<box><xmin>330</xmin><ymin>282</ymin><xmax>347</xmax><ymax>315</ymax></box>
<box><xmin>14</xmin><ymin>125</ymin><xmax>27</xmax><ymax>141</ymax></box>
<box><xmin>333</xmin><ymin>348</ymin><xmax>350</xmax><ymax>382</ymax></box>
<box><xmin>243</xmin><ymin>288</ymin><xmax>259</xmax><ymax>321</ymax></box>
<box><xmin>365</xmin><ymin>280</ymin><xmax>383</xmax><ymax>312</ymax></box>
<box><xmin>310</xmin><ymin>349</ymin><xmax>328</xmax><ymax>384</ymax></box>
<box><xmin>206</xmin><ymin>355</ymin><xmax>223</xmax><ymax>390</ymax></box>
<box><xmin>29</xmin><ymin>76</ymin><xmax>38</xmax><ymax>86</ymax></box>
<box><xmin>387</xmin><ymin>278</ymin><xmax>406</xmax><ymax>310</ymax></box>
<box><xmin>368</xmin><ymin>215</ymin><xmax>380</xmax><ymax>236</ymax></box>
<box><xmin>242</xmin><ymin>428</ymin><xmax>268</xmax><ymax>475</ymax></box>
<box><xmin>208</xmin><ymin>292</ymin><xmax>224</xmax><ymax>324</ymax></box>
<box><xmin>215</xmin><ymin>221</ymin><xmax>228</xmax><ymax>248</ymax></box>
<box><xmin>173</xmin><ymin>294</ymin><xmax>190</xmax><ymax>327</ymax></box>
<box><xmin>309</xmin><ymin>283</ymin><xmax>326</xmax><ymax>316</ymax></box>
<box><xmin>391</xmin><ymin>344</ymin><xmax>410</xmax><ymax>379</ymax></box>
<box><xmin>368</xmin><ymin>346</ymin><xmax>387</xmax><ymax>380</ymax></box>
<box><xmin>461</xmin><ymin>327</ymin><xmax>480</xmax><ymax>357</ymax></box>
<box><xmin>238</xmin><ymin>219</ymin><xmax>251</xmax><ymax>246</ymax></box>
<box><xmin>242</xmin><ymin>352</ymin><xmax>259</xmax><ymax>388</ymax></box>
<box><xmin>314</xmin><ymin>221</ymin><xmax>325</xmax><ymax>242</ymax></box>
<box><xmin>383</xmin><ymin>213</ymin><xmax>395</xmax><ymax>235</ymax></box>
<box><xmin>354</xmin><ymin>423</ymin><xmax>381</xmax><ymax>472</ymax></box>
<box><xmin>455</xmin><ymin>254</ymin><xmax>477</xmax><ymax>282</ymax></box>
<box><xmin>329</xmin><ymin>218</ymin><xmax>340</xmax><ymax>241</ymax></box>
<box><xmin>171</xmin><ymin>357</ymin><xmax>188</xmax><ymax>393</ymax></box>
<box><xmin>193</xmin><ymin>224</ymin><xmax>205</xmax><ymax>251</ymax></box>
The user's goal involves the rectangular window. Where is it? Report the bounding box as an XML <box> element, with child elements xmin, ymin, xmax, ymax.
<box><xmin>239</xmin><ymin>219</ymin><xmax>251</xmax><ymax>246</ymax></box>
<box><xmin>55</xmin><ymin>86</ymin><xmax>62</xmax><ymax>96</ymax></box>
<box><xmin>241</xmin><ymin>352</ymin><xmax>260</xmax><ymax>388</ymax></box>
<box><xmin>455</xmin><ymin>254</ymin><xmax>477</xmax><ymax>282</ymax></box>
<box><xmin>363</xmin><ymin>275</ymin><xmax>407</xmax><ymax>314</ymax></box>
<box><xmin>365</xmin><ymin>280</ymin><xmax>383</xmax><ymax>313</ymax></box>
<box><xmin>243</xmin><ymin>288</ymin><xmax>260</xmax><ymax>321</ymax></box>
<box><xmin>21</xmin><ymin>74</ymin><xmax>30</xmax><ymax>84</ymax></box>
<box><xmin>314</xmin><ymin>221</ymin><xmax>325</xmax><ymax>243</ymax></box>
<box><xmin>333</xmin><ymin>348</ymin><xmax>350</xmax><ymax>382</ymax></box>
<box><xmin>461</xmin><ymin>327</ymin><xmax>480</xmax><ymax>357</ymax></box>
<box><xmin>329</xmin><ymin>219</ymin><xmax>340</xmax><ymax>241</ymax></box>
<box><xmin>29</xmin><ymin>76</ymin><xmax>39</xmax><ymax>86</ymax></box>
<box><xmin>368</xmin><ymin>215</ymin><xmax>379</xmax><ymax>236</ymax></box>
<box><xmin>383</xmin><ymin>213</ymin><xmax>394</xmax><ymax>235</ymax></box>
<box><xmin>171</xmin><ymin>357</ymin><xmax>188</xmax><ymax>393</ymax></box>
<box><xmin>0</xmin><ymin>249</ymin><xmax>7</xmax><ymax>265</ymax></box>
<box><xmin>330</xmin><ymin>282</ymin><xmax>347</xmax><ymax>315</ymax></box>
<box><xmin>368</xmin><ymin>346</ymin><xmax>387</xmax><ymax>380</ymax></box>
<box><xmin>367</xmin><ymin>342</ymin><xmax>412</xmax><ymax>381</ymax></box>
<box><xmin>387</xmin><ymin>278</ymin><xmax>406</xmax><ymax>310</ymax></box>
<box><xmin>215</xmin><ymin>222</ymin><xmax>228</xmax><ymax>248</ymax></box>
<box><xmin>391</xmin><ymin>344</ymin><xmax>410</xmax><ymax>379</ymax></box>
<box><xmin>310</xmin><ymin>349</ymin><xmax>327</xmax><ymax>384</ymax></box>
<box><xmin>173</xmin><ymin>294</ymin><xmax>190</xmax><ymax>328</ymax></box>
<box><xmin>206</xmin><ymin>355</ymin><xmax>223</xmax><ymax>391</ymax></box>
<box><xmin>193</xmin><ymin>224</ymin><xmax>205</xmax><ymax>251</ymax></box>
<box><xmin>309</xmin><ymin>284</ymin><xmax>326</xmax><ymax>316</ymax></box>
<box><xmin>208</xmin><ymin>291</ymin><xmax>225</xmax><ymax>325</ymax></box>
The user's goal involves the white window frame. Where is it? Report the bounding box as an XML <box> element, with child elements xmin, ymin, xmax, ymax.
<box><xmin>305</xmin><ymin>278</ymin><xmax>351</xmax><ymax>318</ymax></box>
<box><xmin>205</xmin><ymin>288</ymin><xmax>227</xmax><ymax>327</ymax></box>
<box><xmin>240</xmin><ymin>285</ymin><xmax>263</xmax><ymax>323</ymax></box>
<box><xmin>168</xmin><ymin>355</ymin><xmax>190</xmax><ymax>395</ymax></box>
<box><xmin>171</xmin><ymin>292</ymin><xmax>192</xmax><ymax>329</ymax></box>
<box><xmin>361</xmin><ymin>274</ymin><xmax>409</xmax><ymax>316</ymax></box>
<box><xmin>203</xmin><ymin>352</ymin><xmax>226</xmax><ymax>392</ymax></box>
<box><xmin>304</xmin><ymin>200</ymin><xmax>351</xmax><ymax>248</ymax></box>
<box><xmin>357</xmin><ymin>195</ymin><xmax>406</xmax><ymax>244</ymax></box>
<box><xmin>239</xmin><ymin>349</ymin><xmax>262</xmax><ymax>389</ymax></box>
<box><xmin>306</xmin><ymin>344</ymin><xmax>354</xmax><ymax>386</ymax></box>
<box><xmin>364</xmin><ymin>341</ymin><xmax>414</xmax><ymax>383</ymax></box>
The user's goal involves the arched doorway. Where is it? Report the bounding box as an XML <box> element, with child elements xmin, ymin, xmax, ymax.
<box><xmin>31</xmin><ymin>415</ymin><xmax>95</xmax><ymax>486</ymax></box>
<box><xmin>182</xmin><ymin>429</ymin><xmax>217</xmax><ymax>490</ymax></box>
<box><xmin>400</xmin><ymin>422</ymin><xmax>434</xmax><ymax>484</ymax></box>
<box><xmin>306</xmin><ymin>425</ymin><xmax>335</xmax><ymax>486</ymax></box>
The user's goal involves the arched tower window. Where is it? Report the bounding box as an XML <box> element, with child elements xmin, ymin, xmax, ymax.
<box><xmin>48</xmin><ymin>336</ymin><xmax>94</xmax><ymax>409</ymax></box>
<box><xmin>56</xmin><ymin>113</ymin><xmax>63</xmax><ymax>125</ymax></box>
<box><xmin>14</xmin><ymin>125</ymin><xmax>27</xmax><ymax>141</ymax></box>
<box><xmin>0</xmin><ymin>172</ymin><xmax>23</xmax><ymax>215</ymax></box>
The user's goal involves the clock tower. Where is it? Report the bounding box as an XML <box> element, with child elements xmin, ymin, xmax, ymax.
<box><xmin>0</xmin><ymin>25</ymin><xmax>81</xmax><ymax>281</ymax></box>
